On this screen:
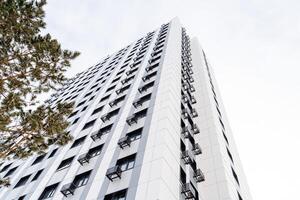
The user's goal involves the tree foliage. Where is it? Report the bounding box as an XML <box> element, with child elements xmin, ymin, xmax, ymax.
<box><xmin>0</xmin><ymin>0</ymin><xmax>79</xmax><ymax>179</ymax></box>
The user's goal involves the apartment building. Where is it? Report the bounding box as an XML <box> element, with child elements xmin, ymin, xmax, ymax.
<box><xmin>0</xmin><ymin>18</ymin><xmax>252</xmax><ymax>200</ymax></box>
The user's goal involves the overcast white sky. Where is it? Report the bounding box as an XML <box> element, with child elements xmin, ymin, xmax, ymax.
<box><xmin>45</xmin><ymin>0</ymin><xmax>300</xmax><ymax>199</ymax></box>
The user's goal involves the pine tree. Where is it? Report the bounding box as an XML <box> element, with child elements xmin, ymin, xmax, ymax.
<box><xmin>0</xmin><ymin>0</ymin><xmax>79</xmax><ymax>185</ymax></box>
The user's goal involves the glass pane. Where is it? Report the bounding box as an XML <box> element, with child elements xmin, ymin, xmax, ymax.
<box><xmin>127</xmin><ymin>161</ymin><xmax>135</xmax><ymax>170</ymax></box>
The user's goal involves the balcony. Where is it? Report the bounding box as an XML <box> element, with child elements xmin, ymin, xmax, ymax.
<box><xmin>77</xmin><ymin>153</ymin><xmax>92</xmax><ymax>165</ymax></box>
<box><xmin>145</xmin><ymin>63</ymin><xmax>159</xmax><ymax>72</ymax></box>
<box><xmin>106</xmin><ymin>166</ymin><xmax>122</xmax><ymax>182</ymax></box>
<box><xmin>142</xmin><ymin>71</ymin><xmax>157</xmax><ymax>82</ymax></box>
<box><xmin>192</xmin><ymin>143</ymin><xmax>202</xmax><ymax>155</ymax></box>
<box><xmin>181</xmin><ymin>126</ymin><xmax>192</xmax><ymax>139</ymax></box>
<box><xmin>148</xmin><ymin>55</ymin><xmax>161</xmax><ymax>64</ymax></box>
<box><xmin>190</xmin><ymin>96</ymin><xmax>196</xmax><ymax>104</ymax></box>
<box><xmin>118</xmin><ymin>136</ymin><xmax>131</xmax><ymax>149</ymax></box>
<box><xmin>182</xmin><ymin>95</ymin><xmax>188</xmax><ymax>103</ymax></box>
<box><xmin>126</xmin><ymin>109</ymin><xmax>147</xmax><ymax>126</ymax></box>
<box><xmin>100</xmin><ymin>113</ymin><xmax>111</xmax><ymax>122</ymax></box>
<box><xmin>90</xmin><ymin>131</ymin><xmax>102</xmax><ymax>141</ymax></box>
<box><xmin>191</xmin><ymin>124</ymin><xmax>200</xmax><ymax>135</ymax></box>
<box><xmin>138</xmin><ymin>81</ymin><xmax>154</xmax><ymax>93</ymax></box>
<box><xmin>132</xmin><ymin>94</ymin><xmax>151</xmax><ymax>108</ymax></box>
<box><xmin>181</xmin><ymin>151</ymin><xmax>193</xmax><ymax>164</ymax></box>
<box><xmin>190</xmin><ymin>108</ymin><xmax>198</xmax><ymax>118</ymax></box>
<box><xmin>194</xmin><ymin>169</ymin><xmax>205</xmax><ymax>183</ymax></box>
<box><xmin>182</xmin><ymin>108</ymin><xmax>188</xmax><ymax>119</ymax></box>
<box><xmin>181</xmin><ymin>183</ymin><xmax>196</xmax><ymax>200</ymax></box>
<box><xmin>61</xmin><ymin>183</ymin><xmax>76</xmax><ymax>197</ymax></box>
<box><xmin>116</xmin><ymin>85</ymin><xmax>130</xmax><ymax>95</ymax></box>
<box><xmin>121</xmin><ymin>76</ymin><xmax>134</xmax><ymax>85</ymax></box>
<box><xmin>126</xmin><ymin>115</ymin><xmax>138</xmax><ymax>126</ymax></box>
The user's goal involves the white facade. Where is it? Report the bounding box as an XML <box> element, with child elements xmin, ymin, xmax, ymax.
<box><xmin>0</xmin><ymin>18</ymin><xmax>251</xmax><ymax>200</ymax></box>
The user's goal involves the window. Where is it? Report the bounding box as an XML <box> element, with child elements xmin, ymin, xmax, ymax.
<box><xmin>82</xmin><ymin>119</ymin><xmax>96</xmax><ymax>130</ymax></box>
<box><xmin>57</xmin><ymin>157</ymin><xmax>74</xmax><ymax>171</ymax></box>
<box><xmin>18</xmin><ymin>195</ymin><xmax>26</xmax><ymax>200</ymax></box>
<box><xmin>70</xmin><ymin>136</ymin><xmax>86</xmax><ymax>148</ymax></box>
<box><xmin>112</xmin><ymin>76</ymin><xmax>121</xmax><ymax>83</ymax></box>
<box><xmin>84</xmin><ymin>91</ymin><xmax>92</xmax><ymax>98</ymax></box>
<box><xmin>31</xmin><ymin>169</ymin><xmax>43</xmax><ymax>181</ymax></box>
<box><xmin>88</xmin><ymin>96</ymin><xmax>95</xmax><ymax>101</ymax></box>
<box><xmin>101</xmin><ymin>108</ymin><xmax>120</xmax><ymax>122</ymax></box>
<box><xmin>92</xmin><ymin>106</ymin><xmax>104</xmax><ymax>115</ymax></box>
<box><xmin>81</xmin><ymin>105</ymin><xmax>88</xmax><ymax>111</ymax></box>
<box><xmin>227</xmin><ymin>148</ymin><xmax>234</xmax><ymax>164</ymax></box>
<box><xmin>48</xmin><ymin>148</ymin><xmax>58</xmax><ymax>158</ymax></box>
<box><xmin>127</xmin><ymin>128</ymin><xmax>142</xmax><ymax>142</ymax></box>
<box><xmin>73</xmin><ymin>171</ymin><xmax>91</xmax><ymax>187</ymax></box>
<box><xmin>76</xmin><ymin>100</ymin><xmax>86</xmax><ymax>108</ymax></box>
<box><xmin>0</xmin><ymin>163</ymin><xmax>12</xmax><ymax>172</ymax></box>
<box><xmin>231</xmin><ymin>167</ymin><xmax>240</xmax><ymax>186</ymax></box>
<box><xmin>100</xmin><ymin>94</ymin><xmax>111</xmax><ymax>102</ymax></box>
<box><xmin>32</xmin><ymin>154</ymin><xmax>46</xmax><ymax>165</ymax></box>
<box><xmin>14</xmin><ymin>175</ymin><xmax>31</xmax><ymax>188</ymax></box>
<box><xmin>88</xmin><ymin>145</ymin><xmax>103</xmax><ymax>157</ymax></box>
<box><xmin>72</xmin><ymin>117</ymin><xmax>80</xmax><ymax>125</ymax></box>
<box><xmin>116</xmin><ymin>154</ymin><xmax>136</xmax><ymax>172</ymax></box>
<box><xmin>4</xmin><ymin>166</ymin><xmax>18</xmax><ymax>177</ymax></box>
<box><xmin>106</xmin><ymin>85</ymin><xmax>116</xmax><ymax>92</ymax></box>
<box><xmin>68</xmin><ymin>110</ymin><xmax>78</xmax><ymax>118</ymax></box>
<box><xmin>39</xmin><ymin>183</ymin><xmax>59</xmax><ymax>199</ymax></box>
<box><xmin>222</xmin><ymin>130</ymin><xmax>229</xmax><ymax>145</ymax></box>
<box><xmin>104</xmin><ymin>189</ymin><xmax>127</xmax><ymax>200</ymax></box>
<box><xmin>237</xmin><ymin>191</ymin><xmax>243</xmax><ymax>200</ymax></box>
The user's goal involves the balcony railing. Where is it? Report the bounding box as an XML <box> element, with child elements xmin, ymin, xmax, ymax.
<box><xmin>190</xmin><ymin>108</ymin><xmax>198</xmax><ymax>118</ymax></box>
<box><xmin>118</xmin><ymin>136</ymin><xmax>131</xmax><ymax>149</ymax></box>
<box><xmin>106</xmin><ymin>165</ymin><xmax>122</xmax><ymax>182</ymax></box>
<box><xmin>77</xmin><ymin>153</ymin><xmax>92</xmax><ymax>165</ymax></box>
<box><xmin>192</xmin><ymin>143</ymin><xmax>202</xmax><ymax>155</ymax></box>
<box><xmin>181</xmin><ymin>126</ymin><xmax>192</xmax><ymax>139</ymax></box>
<box><xmin>194</xmin><ymin>169</ymin><xmax>205</xmax><ymax>183</ymax></box>
<box><xmin>90</xmin><ymin>131</ymin><xmax>102</xmax><ymax>141</ymax></box>
<box><xmin>181</xmin><ymin>183</ymin><xmax>196</xmax><ymax>200</ymax></box>
<box><xmin>181</xmin><ymin>150</ymin><xmax>193</xmax><ymax>165</ymax></box>
<box><xmin>191</xmin><ymin>124</ymin><xmax>200</xmax><ymax>135</ymax></box>
<box><xmin>61</xmin><ymin>183</ymin><xmax>76</xmax><ymax>197</ymax></box>
<box><xmin>182</xmin><ymin>108</ymin><xmax>188</xmax><ymax>119</ymax></box>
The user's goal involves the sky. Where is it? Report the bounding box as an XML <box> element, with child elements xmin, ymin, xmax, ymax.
<box><xmin>45</xmin><ymin>0</ymin><xmax>300</xmax><ymax>199</ymax></box>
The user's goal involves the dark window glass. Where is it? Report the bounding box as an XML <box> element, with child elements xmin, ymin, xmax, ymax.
<box><xmin>32</xmin><ymin>154</ymin><xmax>46</xmax><ymax>165</ymax></box>
<box><xmin>57</xmin><ymin>157</ymin><xmax>74</xmax><ymax>171</ymax></box>
<box><xmin>38</xmin><ymin>183</ymin><xmax>58</xmax><ymax>199</ymax></box>
<box><xmin>48</xmin><ymin>148</ymin><xmax>58</xmax><ymax>158</ymax></box>
<box><xmin>18</xmin><ymin>195</ymin><xmax>26</xmax><ymax>200</ymax></box>
<box><xmin>4</xmin><ymin>166</ymin><xmax>18</xmax><ymax>177</ymax></box>
<box><xmin>70</xmin><ymin>136</ymin><xmax>86</xmax><ymax>148</ymax></box>
<box><xmin>0</xmin><ymin>163</ymin><xmax>12</xmax><ymax>172</ymax></box>
<box><xmin>231</xmin><ymin>167</ymin><xmax>240</xmax><ymax>185</ymax></box>
<box><xmin>127</xmin><ymin>128</ymin><xmax>142</xmax><ymax>142</ymax></box>
<box><xmin>104</xmin><ymin>189</ymin><xmax>127</xmax><ymax>200</ymax></box>
<box><xmin>82</xmin><ymin>119</ymin><xmax>96</xmax><ymax>130</ymax></box>
<box><xmin>227</xmin><ymin>148</ymin><xmax>234</xmax><ymax>164</ymax></box>
<box><xmin>72</xmin><ymin>117</ymin><xmax>80</xmax><ymax>125</ymax></box>
<box><xmin>81</xmin><ymin>105</ymin><xmax>88</xmax><ymax>111</ymax></box>
<box><xmin>31</xmin><ymin>169</ymin><xmax>43</xmax><ymax>181</ymax></box>
<box><xmin>88</xmin><ymin>145</ymin><xmax>103</xmax><ymax>157</ymax></box>
<box><xmin>116</xmin><ymin>154</ymin><xmax>136</xmax><ymax>172</ymax></box>
<box><xmin>68</xmin><ymin>110</ymin><xmax>78</xmax><ymax>118</ymax></box>
<box><xmin>73</xmin><ymin>171</ymin><xmax>91</xmax><ymax>187</ymax></box>
<box><xmin>92</xmin><ymin>106</ymin><xmax>104</xmax><ymax>115</ymax></box>
<box><xmin>100</xmin><ymin>94</ymin><xmax>110</xmax><ymax>102</ymax></box>
<box><xmin>14</xmin><ymin>175</ymin><xmax>31</xmax><ymax>188</ymax></box>
<box><xmin>77</xmin><ymin>100</ymin><xmax>86</xmax><ymax>108</ymax></box>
